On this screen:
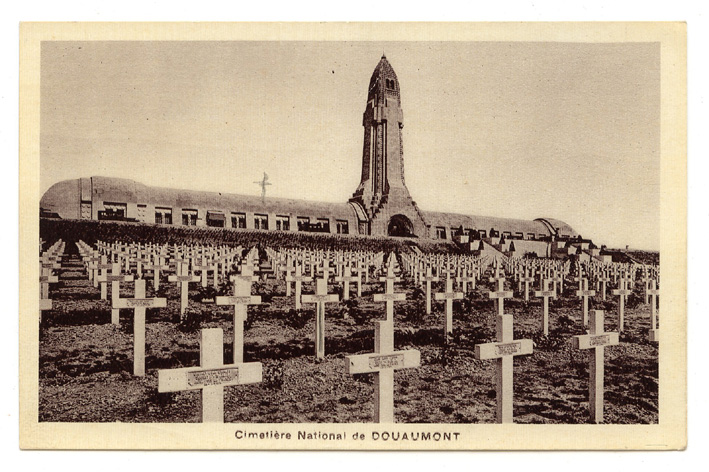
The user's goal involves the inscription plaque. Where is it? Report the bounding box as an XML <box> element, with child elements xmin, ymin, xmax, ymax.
<box><xmin>126</xmin><ymin>298</ymin><xmax>156</xmax><ymax>308</ymax></box>
<box><xmin>187</xmin><ymin>367</ymin><xmax>240</xmax><ymax>387</ymax></box>
<box><xmin>495</xmin><ymin>342</ymin><xmax>522</xmax><ymax>356</ymax></box>
<box><xmin>368</xmin><ymin>354</ymin><xmax>405</xmax><ymax>369</ymax></box>
<box><xmin>590</xmin><ymin>334</ymin><xmax>610</xmax><ymax>346</ymax></box>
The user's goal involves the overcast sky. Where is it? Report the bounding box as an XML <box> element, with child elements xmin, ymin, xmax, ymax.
<box><xmin>40</xmin><ymin>41</ymin><xmax>660</xmax><ymax>250</ymax></box>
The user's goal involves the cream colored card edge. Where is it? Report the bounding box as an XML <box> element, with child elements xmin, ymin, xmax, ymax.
<box><xmin>19</xmin><ymin>21</ymin><xmax>687</xmax><ymax>450</ymax></box>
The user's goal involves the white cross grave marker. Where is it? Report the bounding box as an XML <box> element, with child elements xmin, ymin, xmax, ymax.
<box><xmin>611</xmin><ymin>278</ymin><xmax>632</xmax><ymax>331</ymax></box>
<box><xmin>158</xmin><ymin>328</ymin><xmax>262</xmax><ymax>422</ymax></box>
<box><xmin>335</xmin><ymin>268</ymin><xmax>358</xmax><ymax>301</ymax></box>
<box><xmin>168</xmin><ymin>265</ymin><xmax>201</xmax><ymax>316</ymax></box>
<box><xmin>97</xmin><ymin>263</ymin><xmax>135</xmax><ymax>325</ymax></box>
<box><xmin>520</xmin><ymin>268</ymin><xmax>535</xmax><ymax>302</ymax></box>
<box><xmin>575</xmin><ymin>278</ymin><xmax>596</xmax><ymax>327</ymax></box>
<box><xmin>286</xmin><ymin>264</ymin><xmax>312</xmax><ymax>310</ymax></box>
<box><xmin>346</xmin><ymin>320</ymin><xmax>420</xmax><ymax>423</ymax></box>
<box><xmin>216</xmin><ymin>275</ymin><xmax>262</xmax><ymax>363</ymax></box>
<box><xmin>113</xmin><ymin>279</ymin><xmax>167</xmax><ymax>376</ymax></box>
<box><xmin>374</xmin><ymin>265</ymin><xmax>405</xmax><ymax>322</ymax></box>
<box><xmin>421</xmin><ymin>267</ymin><xmax>440</xmax><ymax>315</ymax></box>
<box><xmin>474</xmin><ymin>314</ymin><xmax>534</xmax><ymax>423</ymax></box>
<box><xmin>488</xmin><ymin>278</ymin><xmax>513</xmax><ymax>317</ymax></box>
<box><xmin>572</xmin><ymin>310</ymin><xmax>619</xmax><ymax>423</ymax></box>
<box><xmin>302</xmin><ymin>278</ymin><xmax>339</xmax><ymax>359</ymax></box>
<box><xmin>434</xmin><ymin>277</ymin><xmax>463</xmax><ymax>340</ymax></box>
<box><xmin>534</xmin><ymin>279</ymin><xmax>555</xmax><ymax>336</ymax></box>
<box><xmin>456</xmin><ymin>267</ymin><xmax>475</xmax><ymax>293</ymax></box>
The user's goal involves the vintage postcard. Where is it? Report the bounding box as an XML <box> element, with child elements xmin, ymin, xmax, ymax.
<box><xmin>19</xmin><ymin>22</ymin><xmax>686</xmax><ymax>450</ymax></box>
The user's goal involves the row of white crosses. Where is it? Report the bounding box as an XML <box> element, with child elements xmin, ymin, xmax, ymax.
<box><xmin>39</xmin><ymin>239</ymin><xmax>65</xmax><ymax>322</ymax></box>
<box><xmin>79</xmin><ymin>241</ymin><xmax>637</xmax><ymax>424</ymax></box>
<box><xmin>91</xmin><ymin>240</ymin><xmax>248</xmax><ymax>317</ymax></box>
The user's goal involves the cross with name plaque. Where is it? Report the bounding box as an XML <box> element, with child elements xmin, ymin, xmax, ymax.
<box><xmin>158</xmin><ymin>328</ymin><xmax>262</xmax><ymax>423</ymax></box>
<box><xmin>346</xmin><ymin>320</ymin><xmax>420</xmax><ymax>423</ymax></box>
<box><xmin>374</xmin><ymin>265</ymin><xmax>405</xmax><ymax>322</ymax></box>
<box><xmin>282</xmin><ymin>264</ymin><xmax>295</xmax><ymax>296</ymax></box>
<box><xmin>84</xmin><ymin>254</ymin><xmax>100</xmax><ymax>283</ymax></box>
<box><xmin>144</xmin><ymin>255</ymin><xmax>169</xmax><ymax>291</ymax></box>
<box><xmin>39</xmin><ymin>273</ymin><xmax>58</xmax><ymax>300</ymax></box>
<box><xmin>572</xmin><ymin>310</ymin><xmax>619</xmax><ymax>423</ymax></box>
<box><xmin>302</xmin><ymin>278</ymin><xmax>339</xmax><ymax>359</ymax></box>
<box><xmin>95</xmin><ymin>256</ymin><xmax>113</xmax><ymax>295</ymax></box>
<box><xmin>113</xmin><ymin>279</ymin><xmax>167</xmax><ymax>376</ymax></box>
<box><xmin>168</xmin><ymin>265</ymin><xmax>201</xmax><ymax>316</ymax></box>
<box><xmin>611</xmin><ymin>278</ymin><xmax>632</xmax><ymax>331</ymax></box>
<box><xmin>641</xmin><ymin>270</ymin><xmax>652</xmax><ymax>305</ymax></box>
<box><xmin>519</xmin><ymin>267</ymin><xmax>535</xmax><ymax>302</ymax></box>
<box><xmin>597</xmin><ymin>272</ymin><xmax>611</xmax><ymax>301</ymax></box>
<box><xmin>216</xmin><ymin>274</ymin><xmax>261</xmax><ymax>363</ymax></box>
<box><xmin>474</xmin><ymin>314</ymin><xmax>534</xmax><ymax>423</ymax></box>
<box><xmin>421</xmin><ymin>267</ymin><xmax>440</xmax><ymax>315</ymax></box>
<box><xmin>534</xmin><ymin>279</ymin><xmax>555</xmax><ymax>336</ymax></box>
<box><xmin>335</xmin><ymin>268</ymin><xmax>359</xmax><ymax>301</ymax></box>
<box><xmin>575</xmin><ymin>278</ymin><xmax>596</xmax><ymax>327</ymax></box>
<box><xmin>286</xmin><ymin>264</ymin><xmax>312</xmax><ymax>310</ymax></box>
<box><xmin>191</xmin><ymin>258</ymin><xmax>211</xmax><ymax>289</ymax></box>
<box><xmin>434</xmin><ymin>277</ymin><xmax>463</xmax><ymax>339</ymax></box>
<box><xmin>97</xmin><ymin>263</ymin><xmax>135</xmax><ymax>325</ymax></box>
<box><xmin>488</xmin><ymin>278</ymin><xmax>513</xmax><ymax>317</ymax></box>
<box><xmin>456</xmin><ymin>267</ymin><xmax>476</xmax><ymax>293</ymax></box>
<box><xmin>553</xmin><ymin>270</ymin><xmax>564</xmax><ymax>297</ymax></box>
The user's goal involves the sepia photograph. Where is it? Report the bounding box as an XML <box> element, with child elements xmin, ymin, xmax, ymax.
<box><xmin>19</xmin><ymin>21</ymin><xmax>687</xmax><ymax>450</ymax></box>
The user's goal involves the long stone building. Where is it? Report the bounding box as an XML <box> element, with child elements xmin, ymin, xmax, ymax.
<box><xmin>41</xmin><ymin>55</ymin><xmax>583</xmax><ymax>256</ymax></box>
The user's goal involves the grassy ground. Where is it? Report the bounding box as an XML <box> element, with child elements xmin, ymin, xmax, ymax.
<box><xmin>39</xmin><ymin>255</ymin><xmax>658</xmax><ymax>424</ymax></box>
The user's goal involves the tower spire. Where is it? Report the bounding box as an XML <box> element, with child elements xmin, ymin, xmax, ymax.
<box><xmin>350</xmin><ymin>55</ymin><xmax>427</xmax><ymax>237</ymax></box>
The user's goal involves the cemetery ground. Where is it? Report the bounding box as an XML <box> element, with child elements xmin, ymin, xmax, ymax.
<box><xmin>39</xmin><ymin>255</ymin><xmax>658</xmax><ymax>424</ymax></box>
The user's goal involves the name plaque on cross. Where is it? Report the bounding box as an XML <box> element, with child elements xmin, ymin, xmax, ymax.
<box><xmin>122</xmin><ymin>298</ymin><xmax>167</xmax><ymax>309</ymax></box>
<box><xmin>347</xmin><ymin>349</ymin><xmax>420</xmax><ymax>375</ymax></box>
<box><xmin>574</xmin><ymin>332</ymin><xmax>619</xmax><ymax>350</ymax></box>
<box><xmin>160</xmin><ymin>362</ymin><xmax>262</xmax><ymax>392</ymax></box>
<box><xmin>374</xmin><ymin>293</ymin><xmax>406</xmax><ymax>302</ymax></box>
<box><xmin>187</xmin><ymin>367</ymin><xmax>240</xmax><ymax>388</ymax></box>
<box><xmin>475</xmin><ymin>339</ymin><xmax>534</xmax><ymax>359</ymax></box>
<box><xmin>572</xmin><ymin>310</ymin><xmax>619</xmax><ymax>423</ymax></box>
<box><xmin>158</xmin><ymin>328</ymin><xmax>263</xmax><ymax>423</ymax></box>
<box><xmin>474</xmin><ymin>314</ymin><xmax>534</xmax><ymax>424</ymax></box>
<box><xmin>368</xmin><ymin>354</ymin><xmax>405</xmax><ymax>369</ymax></box>
<box><xmin>216</xmin><ymin>296</ymin><xmax>261</xmax><ymax>306</ymax></box>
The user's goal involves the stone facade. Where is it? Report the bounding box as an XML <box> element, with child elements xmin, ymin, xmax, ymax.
<box><xmin>40</xmin><ymin>55</ymin><xmax>580</xmax><ymax>245</ymax></box>
<box><xmin>349</xmin><ymin>55</ymin><xmax>428</xmax><ymax>238</ymax></box>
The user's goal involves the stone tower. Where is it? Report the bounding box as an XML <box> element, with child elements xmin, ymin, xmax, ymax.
<box><xmin>350</xmin><ymin>54</ymin><xmax>427</xmax><ymax>237</ymax></box>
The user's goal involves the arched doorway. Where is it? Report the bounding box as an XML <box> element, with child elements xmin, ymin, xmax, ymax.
<box><xmin>388</xmin><ymin>214</ymin><xmax>415</xmax><ymax>237</ymax></box>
